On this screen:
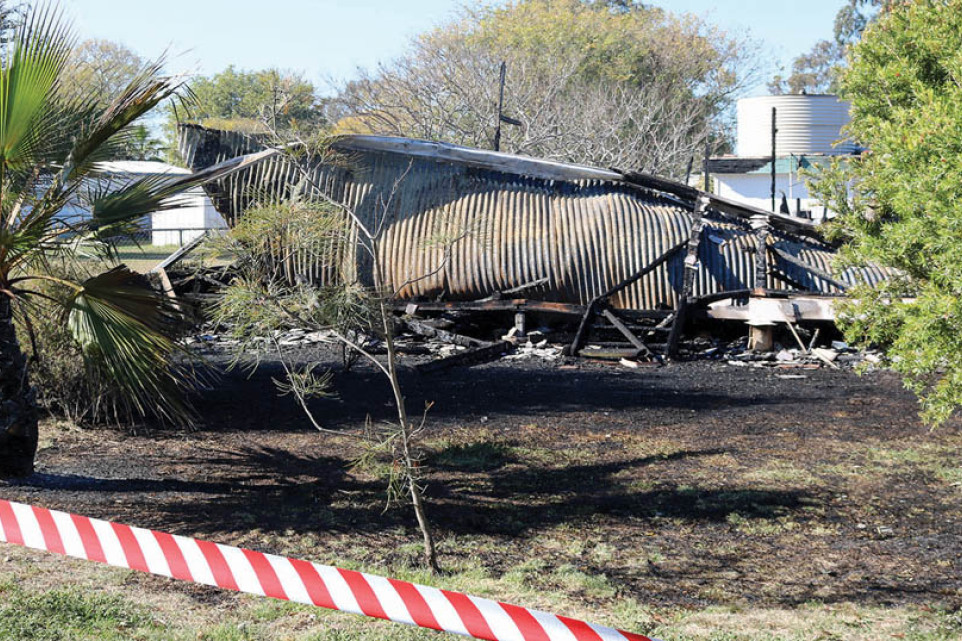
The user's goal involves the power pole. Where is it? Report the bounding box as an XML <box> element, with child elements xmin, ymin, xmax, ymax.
<box><xmin>702</xmin><ymin>138</ymin><xmax>711</xmax><ymax>192</ymax></box>
<box><xmin>770</xmin><ymin>107</ymin><xmax>778</xmax><ymax>212</ymax></box>
<box><xmin>493</xmin><ymin>62</ymin><xmax>507</xmax><ymax>152</ymax></box>
<box><xmin>493</xmin><ymin>61</ymin><xmax>521</xmax><ymax>152</ymax></box>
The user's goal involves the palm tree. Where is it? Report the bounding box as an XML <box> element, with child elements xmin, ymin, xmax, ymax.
<box><xmin>0</xmin><ymin>7</ymin><xmax>208</xmax><ymax>477</ymax></box>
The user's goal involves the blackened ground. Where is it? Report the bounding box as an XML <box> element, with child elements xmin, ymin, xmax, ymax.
<box><xmin>3</xmin><ymin>345</ymin><xmax>961</xmax><ymax>611</ymax></box>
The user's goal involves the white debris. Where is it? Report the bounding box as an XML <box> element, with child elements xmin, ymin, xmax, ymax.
<box><xmin>812</xmin><ymin>348</ymin><xmax>838</xmax><ymax>363</ymax></box>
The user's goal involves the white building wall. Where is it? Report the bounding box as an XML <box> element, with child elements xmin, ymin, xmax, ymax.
<box><xmin>714</xmin><ymin>173</ymin><xmax>833</xmax><ymax>222</ymax></box>
<box><xmin>50</xmin><ymin>161</ymin><xmax>225</xmax><ymax>247</ymax></box>
<box><xmin>150</xmin><ymin>185</ymin><xmax>226</xmax><ymax>246</ymax></box>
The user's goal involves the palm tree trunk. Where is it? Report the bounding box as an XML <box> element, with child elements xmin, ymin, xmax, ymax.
<box><xmin>0</xmin><ymin>296</ymin><xmax>38</xmax><ymax>478</ymax></box>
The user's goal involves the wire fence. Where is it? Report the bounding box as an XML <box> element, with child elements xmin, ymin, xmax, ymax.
<box><xmin>110</xmin><ymin>227</ymin><xmax>226</xmax><ymax>248</ymax></box>
<box><xmin>104</xmin><ymin>228</ymin><xmax>228</xmax><ymax>272</ymax></box>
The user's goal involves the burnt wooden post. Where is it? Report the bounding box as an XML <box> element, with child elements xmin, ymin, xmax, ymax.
<box><xmin>514</xmin><ymin>310</ymin><xmax>527</xmax><ymax>336</ymax></box>
<box><xmin>751</xmin><ymin>214</ymin><xmax>771</xmax><ymax>293</ymax></box>
<box><xmin>749</xmin><ymin>214</ymin><xmax>773</xmax><ymax>352</ymax></box>
<box><xmin>666</xmin><ymin>194</ymin><xmax>709</xmax><ymax>358</ymax></box>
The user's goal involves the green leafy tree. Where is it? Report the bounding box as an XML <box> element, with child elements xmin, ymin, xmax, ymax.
<box><xmin>61</xmin><ymin>38</ymin><xmax>144</xmax><ymax>104</ymax></box>
<box><xmin>60</xmin><ymin>39</ymin><xmax>166</xmax><ymax>160</ymax></box>
<box><xmin>0</xmin><ymin>8</ymin><xmax>204</xmax><ymax>477</ymax></box>
<box><xmin>333</xmin><ymin>0</ymin><xmax>758</xmax><ymax>176</ymax></box>
<box><xmin>769</xmin><ymin>0</ymin><xmax>882</xmax><ymax>94</ymax></box>
<box><xmin>173</xmin><ymin>66</ymin><xmax>325</xmax><ymax>134</ymax></box>
<box><xmin>121</xmin><ymin>123</ymin><xmax>164</xmax><ymax>161</ymax></box>
<box><xmin>810</xmin><ymin>0</ymin><xmax>962</xmax><ymax>424</ymax></box>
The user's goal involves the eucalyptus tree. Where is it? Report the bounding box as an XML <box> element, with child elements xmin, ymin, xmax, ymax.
<box><xmin>811</xmin><ymin>0</ymin><xmax>962</xmax><ymax>425</ymax></box>
<box><xmin>0</xmin><ymin>8</ymin><xmax>200</xmax><ymax>477</ymax></box>
<box><xmin>333</xmin><ymin>0</ymin><xmax>758</xmax><ymax>176</ymax></box>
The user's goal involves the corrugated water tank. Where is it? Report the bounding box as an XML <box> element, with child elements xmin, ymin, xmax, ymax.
<box><xmin>736</xmin><ymin>94</ymin><xmax>856</xmax><ymax>157</ymax></box>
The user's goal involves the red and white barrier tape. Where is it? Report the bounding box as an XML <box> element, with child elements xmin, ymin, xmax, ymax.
<box><xmin>0</xmin><ymin>498</ymin><xmax>656</xmax><ymax>641</ymax></box>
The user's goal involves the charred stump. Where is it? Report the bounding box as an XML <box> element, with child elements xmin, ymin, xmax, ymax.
<box><xmin>0</xmin><ymin>296</ymin><xmax>38</xmax><ymax>478</ymax></box>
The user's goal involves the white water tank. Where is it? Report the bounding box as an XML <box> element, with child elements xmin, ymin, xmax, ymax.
<box><xmin>736</xmin><ymin>94</ymin><xmax>856</xmax><ymax>157</ymax></box>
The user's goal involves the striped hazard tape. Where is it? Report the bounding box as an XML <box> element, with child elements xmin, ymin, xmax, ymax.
<box><xmin>0</xmin><ymin>498</ymin><xmax>658</xmax><ymax>641</ymax></box>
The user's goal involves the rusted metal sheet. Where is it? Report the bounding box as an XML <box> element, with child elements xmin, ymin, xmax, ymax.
<box><xmin>177</xmin><ymin>125</ymin><xmax>895</xmax><ymax>312</ymax></box>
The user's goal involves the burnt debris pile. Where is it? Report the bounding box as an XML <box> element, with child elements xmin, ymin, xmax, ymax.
<box><xmin>162</xmin><ymin>125</ymin><xmax>895</xmax><ymax>367</ymax></box>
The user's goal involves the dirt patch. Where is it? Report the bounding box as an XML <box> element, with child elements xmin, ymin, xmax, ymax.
<box><xmin>3</xmin><ymin>347</ymin><xmax>961</xmax><ymax>617</ymax></box>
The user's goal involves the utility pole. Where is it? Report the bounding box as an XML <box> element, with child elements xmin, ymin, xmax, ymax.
<box><xmin>770</xmin><ymin>107</ymin><xmax>778</xmax><ymax>212</ymax></box>
<box><xmin>493</xmin><ymin>61</ymin><xmax>521</xmax><ymax>152</ymax></box>
<box><xmin>702</xmin><ymin>138</ymin><xmax>711</xmax><ymax>192</ymax></box>
<box><xmin>493</xmin><ymin>62</ymin><xmax>507</xmax><ymax>152</ymax></box>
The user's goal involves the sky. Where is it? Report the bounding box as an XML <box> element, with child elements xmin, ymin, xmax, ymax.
<box><xmin>63</xmin><ymin>0</ymin><xmax>847</xmax><ymax>97</ymax></box>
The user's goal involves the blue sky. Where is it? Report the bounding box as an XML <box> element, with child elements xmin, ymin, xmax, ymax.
<box><xmin>63</xmin><ymin>0</ymin><xmax>846</xmax><ymax>97</ymax></box>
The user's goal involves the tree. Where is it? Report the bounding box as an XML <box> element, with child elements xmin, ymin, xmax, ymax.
<box><xmin>332</xmin><ymin>0</ymin><xmax>758</xmax><ymax>177</ymax></box>
<box><xmin>0</xmin><ymin>9</ymin><xmax>202</xmax><ymax>477</ymax></box>
<box><xmin>214</xmin><ymin>149</ymin><xmax>450</xmax><ymax>572</ymax></box>
<box><xmin>59</xmin><ymin>39</ymin><xmax>166</xmax><ymax>160</ymax></box>
<box><xmin>61</xmin><ymin>39</ymin><xmax>144</xmax><ymax>104</ymax></box>
<box><xmin>173</xmin><ymin>66</ymin><xmax>325</xmax><ymax>134</ymax></box>
<box><xmin>769</xmin><ymin>0</ymin><xmax>882</xmax><ymax>95</ymax></box>
<box><xmin>809</xmin><ymin>0</ymin><xmax>962</xmax><ymax>425</ymax></box>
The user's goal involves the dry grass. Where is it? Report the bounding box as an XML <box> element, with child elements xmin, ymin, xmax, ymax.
<box><xmin>1</xmin><ymin>545</ymin><xmax>959</xmax><ymax>640</ymax></box>
<box><xmin>5</xmin><ymin>360</ymin><xmax>962</xmax><ymax>640</ymax></box>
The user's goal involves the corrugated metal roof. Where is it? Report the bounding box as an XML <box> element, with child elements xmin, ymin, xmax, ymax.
<box><xmin>708</xmin><ymin>154</ymin><xmax>848</xmax><ymax>176</ymax></box>
<box><xmin>92</xmin><ymin>161</ymin><xmax>193</xmax><ymax>176</ymax></box>
<box><xmin>177</xmin><ymin>125</ymin><xmax>895</xmax><ymax>311</ymax></box>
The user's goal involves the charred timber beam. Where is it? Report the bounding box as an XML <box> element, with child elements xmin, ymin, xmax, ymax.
<box><xmin>577</xmin><ymin>346</ymin><xmax>652</xmax><ymax>361</ymax></box>
<box><xmin>396</xmin><ymin>299</ymin><xmax>587</xmax><ymax>316</ymax></box>
<box><xmin>150</xmin><ymin>231</ymin><xmax>211</xmax><ymax>274</ymax></box>
<box><xmin>600</xmin><ymin>308</ymin><xmax>652</xmax><ymax>358</ymax></box>
<box><xmin>769</xmin><ymin>268</ymin><xmax>810</xmax><ymax>292</ymax></box>
<box><xmin>402</xmin><ymin>318</ymin><xmax>488</xmax><ymax>348</ymax></box>
<box><xmin>599</xmin><ymin>240</ymin><xmax>688</xmax><ymax>303</ymax></box>
<box><xmin>416</xmin><ymin>341</ymin><xmax>513</xmax><ymax>375</ymax></box>
<box><xmin>619</xmin><ymin>171</ymin><xmax>822</xmax><ymax>239</ymax></box>
<box><xmin>666</xmin><ymin>195</ymin><xmax>709</xmax><ymax>358</ymax></box>
<box><xmin>567</xmin><ymin>240</ymin><xmax>688</xmax><ymax>355</ymax></box>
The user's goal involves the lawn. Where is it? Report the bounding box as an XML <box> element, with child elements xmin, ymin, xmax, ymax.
<box><xmin>2</xmin><ymin>353</ymin><xmax>961</xmax><ymax>640</ymax></box>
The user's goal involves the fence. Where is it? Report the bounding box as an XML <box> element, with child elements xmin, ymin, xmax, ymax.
<box><xmin>149</xmin><ymin>227</ymin><xmax>226</xmax><ymax>248</ymax></box>
<box><xmin>96</xmin><ymin>228</ymin><xmax>227</xmax><ymax>272</ymax></box>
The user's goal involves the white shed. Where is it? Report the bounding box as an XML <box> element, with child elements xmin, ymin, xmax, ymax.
<box><xmin>703</xmin><ymin>94</ymin><xmax>858</xmax><ymax>223</ymax></box>
<box><xmin>707</xmin><ymin>155</ymin><xmax>839</xmax><ymax>223</ymax></box>
<box><xmin>90</xmin><ymin>161</ymin><xmax>226</xmax><ymax>246</ymax></box>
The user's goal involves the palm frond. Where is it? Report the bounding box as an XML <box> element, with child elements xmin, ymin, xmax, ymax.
<box><xmin>82</xmin><ymin>174</ymin><xmax>189</xmax><ymax>231</ymax></box>
<box><xmin>66</xmin><ymin>58</ymin><xmax>187</xmax><ymax>178</ymax></box>
<box><xmin>64</xmin><ymin>265</ymin><xmax>194</xmax><ymax>425</ymax></box>
<box><xmin>0</xmin><ymin>4</ymin><xmax>74</xmax><ymax>171</ymax></box>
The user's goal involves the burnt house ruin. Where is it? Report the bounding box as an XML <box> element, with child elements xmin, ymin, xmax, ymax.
<box><xmin>173</xmin><ymin>124</ymin><xmax>894</xmax><ymax>358</ymax></box>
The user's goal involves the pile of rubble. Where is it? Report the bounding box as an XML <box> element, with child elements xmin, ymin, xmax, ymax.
<box><xmin>183</xmin><ymin>328</ymin><xmax>341</xmax><ymax>351</ymax></box>
<box><xmin>184</xmin><ymin>317</ymin><xmax>883</xmax><ymax>375</ymax></box>
<box><xmin>500</xmin><ymin>330</ymin><xmax>564</xmax><ymax>362</ymax></box>
<box><xmin>688</xmin><ymin>336</ymin><xmax>883</xmax><ymax>370</ymax></box>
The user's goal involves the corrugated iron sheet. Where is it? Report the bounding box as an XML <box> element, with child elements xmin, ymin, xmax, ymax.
<box><xmin>178</xmin><ymin>125</ymin><xmax>893</xmax><ymax>311</ymax></box>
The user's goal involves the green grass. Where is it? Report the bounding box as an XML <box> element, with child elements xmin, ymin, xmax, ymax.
<box><xmin>652</xmin><ymin>603</ymin><xmax>962</xmax><ymax>641</ymax></box>
<box><xmin>0</xmin><ymin>582</ymin><xmax>162</xmax><ymax>640</ymax></box>
<box><xmin>2</xmin><ymin>545</ymin><xmax>961</xmax><ymax>641</ymax></box>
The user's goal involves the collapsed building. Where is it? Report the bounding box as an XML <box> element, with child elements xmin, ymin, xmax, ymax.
<box><xmin>173</xmin><ymin>124</ymin><xmax>893</xmax><ymax>359</ymax></box>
